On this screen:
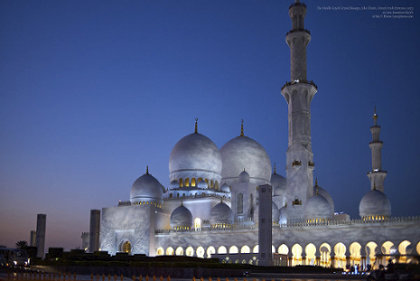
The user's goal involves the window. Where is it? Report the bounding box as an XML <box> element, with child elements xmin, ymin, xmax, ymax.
<box><xmin>121</xmin><ymin>241</ymin><xmax>131</xmax><ymax>254</ymax></box>
<box><xmin>194</xmin><ymin>218</ymin><xmax>202</xmax><ymax>231</ymax></box>
<box><xmin>237</xmin><ymin>193</ymin><xmax>243</xmax><ymax>214</ymax></box>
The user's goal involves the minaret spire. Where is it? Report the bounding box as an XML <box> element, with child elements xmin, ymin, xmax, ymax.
<box><xmin>194</xmin><ymin>117</ymin><xmax>198</xmax><ymax>134</ymax></box>
<box><xmin>367</xmin><ymin>107</ymin><xmax>387</xmax><ymax>192</ymax></box>
<box><xmin>373</xmin><ymin>105</ymin><xmax>378</xmax><ymax>125</ymax></box>
<box><xmin>281</xmin><ymin>0</ymin><xmax>317</xmax><ymax>220</ymax></box>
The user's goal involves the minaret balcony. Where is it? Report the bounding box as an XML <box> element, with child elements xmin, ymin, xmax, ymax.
<box><xmin>289</xmin><ymin>2</ymin><xmax>306</xmax><ymax>9</ymax></box>
<box><xmin>367</xmin><ymin>170</ymin><xmax>387</xmax><ymax>175</ymax></box>
<box><xmin>286</xmin><ymin>28</ymin><xmax>311</xmax><ymax>36</ymax></box>
<box><xmin>281</xmin><ymin>79</ymin><xmax>317</xmax><ymax>90</ymax></box>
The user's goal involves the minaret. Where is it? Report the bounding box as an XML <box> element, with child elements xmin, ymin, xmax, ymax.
<box><xmin>281</xmin><ymin>0</ymin><xmax>317</xmax><ymax>218</ymax></box>
<box><xmin>367</xmin><ymin>108</ymin><xmax>387</xmax><ymax>192</ymax></box>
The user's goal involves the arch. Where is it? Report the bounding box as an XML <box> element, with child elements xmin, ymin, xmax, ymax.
<box><xmin>215</xmin><ymin>181</ymin><xmax>219</xmax><ymax>190</ymax></box>
<box><xmin>229</xmin><ymin>245</ymin><xmax>239</xmax><ymax>254</ymax></box>
<box><xmin>253</xmin><ymin>245</ymin><xmax>259</xmax><ymax>253</ymax></box>
<box><xmin>175</xmin><ymin>247</ymin><xmax>184</xmax><ymax>256</ymax></box>
<box><xmin>184</xmin><ymin>178</ymin><xmax>190</xmax><ymax>187</ymax></box>
<box><xmin>156</xmin><ymin>247</ymin><xmax>164</xmax><ymax>256</ymax></box>
<box><xmin>272</xmin><ymin>245</ymin><xmax>276</xmax><ymax>253</ymax></box>
<box><xmin>240</xmin><ymin>245</ymin><xmax>250</xmax><ymax>254</ymax></box>
<box><xmin>278</xmin><ymin>244</ymin><xmax>289</xmax><ymax>255</ymax></box>
<box><xmin>305</xmin><ymin>243</ymin><xmax>316</xmax><ymax>266</ymax></box>
<box><xmin>398</xmin><ymin>240</ymin><xmax>411</xmax><ymax>255</ymax></box>
<box><xmin>217</xmin><ymin>246</ymin><xmax>227</xmax><ymax>254</ymax></box>
<box><xmin>349</xmin><ymin>242</ymin><xmax>362</xmax><ymax>266</ymax></box>
<box><xmin>191</xmin><ymin>178</ymin><xmax>196</xmax><ymax>187</ymax></box>
<box><xmin>291</xmin><ymin>244</ymin><xmax>303</xmax><ymax>266</ymax></box>
<box><xmin>196</xmin><ymin>246</ymin><xmax>205</xmax><ymax>258</ymax></box>
<box><xmin>166</xmin><ymin>247</ymin><xmax>174</xmax><ymax>256</ymax></box>
<box><xmin>186</xmin><ymin>246</ymin><xmax>194</xmax><ymax>257</ymax></box>
<box><xmin>120</xmin><ymin>241</ymin><xmax>131</xmax><ymax>254</ymax></box>
<box><xmin>417</xmin><ymin>242</ymin><xmax>420</xmax><ymax>255</ymax></box>
<box><xmin>194</xmin><ymin>217</ymin><xmax>202</xmax><ymax>231</ymax></box>
<box><xmin>207</xmin><ymin>246</ymin><xmax>216</xmax><ymax>258</ymax></box>
<box><xmin>319</xmin><ymin>242</ymin><xmax>331</xmax><ymax>267</ymax></box>
<box><xmin>179</xmin><ymin>178</ymin><xmax>183</xmax><ymax>187</ymax></box>
<box><xmin>366</xmin><ymin>241</ymin><xmax>378</xmax><ymax>267</ymax></box>
<box><xmin>334</xmin><ymin>243</ymin><xmax>346</xmax><ymax>269</ymax></box>
<box><xmin>381</xmin><ymin>241</ymin><xmax>394</xmax><ymax>255</ymax></box>
<box><xmin>398</xmin><ymin>240</ymin><xmax>411</xmax><ymax>263</ymax></box>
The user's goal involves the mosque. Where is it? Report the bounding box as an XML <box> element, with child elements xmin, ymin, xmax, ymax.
<box><xmin>85</xmin><ymin>0</ymin><xmax>420</xmax><ymax>269</ymax></box>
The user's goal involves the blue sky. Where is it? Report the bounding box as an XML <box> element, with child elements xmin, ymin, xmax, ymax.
<box><xmin>0</xmin><ymin>0</ymin><xmax>419</xmax><ymax>249</ymax></box>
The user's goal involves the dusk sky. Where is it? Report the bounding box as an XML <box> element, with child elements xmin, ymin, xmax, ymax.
<box><xmin>0</xmin><ymin>0</ymin><xmax>419</xmax><ymax>250</ymax></box>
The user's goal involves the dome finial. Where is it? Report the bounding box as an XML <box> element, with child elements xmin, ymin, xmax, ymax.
<box><xmin>273</xmin><ymin>163</ymin><xmax>277</xmax><ymax>174</ymax></box>
<box><xmin>373</xmin><ymin>106</ymin><xmax>378</xmax><ymax>125</ymax></box>
<box><xmin>146</xmin><ymin>165</ymin><xmax>149</xmax><ymax>175</ymax></box>
<box><xmin>194</xmin><ymin>117</ymin><xmax>198</xmax><ymax>133</ymax></box>
<box><xmin>315</xmin><ymin>177</ymin><xmax>318</xmax><ymax>187</ymax></box>
<box><xmin>240</xmin><ymin>119</ymin><xmax>244</xmax><ymax>136</ymax></box>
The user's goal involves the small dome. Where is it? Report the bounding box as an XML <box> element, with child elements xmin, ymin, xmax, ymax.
<box><xmin>169</xmin><ymin>180</ymin><xmax>179</xmax><ymax>189</ymax></box>
<box><xmin>170</xmin><ymin>205</ymin><xmax>193</xmax><ymax>229</ymax></box>
<box><xmin>130</xmin><ymin>170</ymin><xmax>164</xmax><ymax>204</ymax></box>
<box><xmin>221</xmin><ymin>183</ymin><xmax>231</xmax><ymax>193</ymax></box>
<box><xmin>272</xmin><ymin>201</ymin><xmax>279</xmax><ymax>223</ymax></box>
<box><xmin>239</xmin><ymin>170</ymin><xmax>250</xmax><ymax>182</ymax></box>
<box><xmin>169</xmin><ymin>132</ymin><xmax>222</xmax><ymax>183</ymax></box>
<box><xmin>304</xmin><ymin>194</ymin><xmax>333</xmax><ymax>220</ymax></box>
<box><xmin>221</xmin><ymin>135</ymin><xmax>271</xmax><ymax>184</ymax></box>
<box><xmin>359</xmin><ymin>189</ymin><xmax>391</xmax><ymax>218</ymax></box>
<box><xmin>197</xmin><ymin>180</ymin><xmax>208</xmax><ymax>189</ymax></box>
<box><xmin>210</xmin><ymin>202</ymin><xmax>233</xmax><ymax>225</ymax></box>
<box><xmin>313</xmin><ymin>183</ymin><xmax>334</xmax><ymax>211</ymax></box>
<box><xmin>271</xmin><ymin>171</ymin><xmax>286</xmax><ymax>196</ymax></box>
<box><xmin>279</xmin><ymin>206</ymin><xmax>287</xmax><ymax>225</ymax></box>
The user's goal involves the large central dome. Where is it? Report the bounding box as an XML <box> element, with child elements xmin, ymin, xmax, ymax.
<box><xmin>221</xmin><ymin>134</ymin><xmax>271</xmax><ymax>185</ymax></box>
<box><xmin>169</xmin><ymin>129</ymin><xmax>222</xmax><ymax>186</ymax></box>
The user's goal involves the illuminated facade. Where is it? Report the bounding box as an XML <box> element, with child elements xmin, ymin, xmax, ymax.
<box><xmin>96</xmin><ymin>0</ymin><xmax>420</xmax><ymax>268</ymax></box>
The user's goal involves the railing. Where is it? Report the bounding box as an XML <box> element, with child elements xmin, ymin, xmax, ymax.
<box><xmin>163</xmin><ymin>193</ymin><xmax>231</xmax><ymax>201</ymax></box>
<box><xmin>6</xmin><ymin>272</ymin><xmax>171</xmax><ymax>281</ymax></box>
<box><xmin>156</xmin><ymin>216</ymin><xmax>420</xmax><ymax>234</ymax></box>
<box><xmin>155</xmin><ymin>220</ymin><xmax>256</xmax><ymax>234</ymax></box>
<box><xmin>278</xmin><ymin>216</ymin><xmax>420</xmax><ymax>228</ymax></box>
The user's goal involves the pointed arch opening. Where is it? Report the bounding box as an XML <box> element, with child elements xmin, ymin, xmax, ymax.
<box><xmin>291</xmin><ymin>244</ymin><xmax>303</xmax><ymax>266</ymax></box>
<box><xmin>334</xmin><ymin>243</ymin><xmax>346</xmax><ymax>269</ymax></box>
<box><xmin>305</xmin><ymin>243</ymin><xmax>316</xmax><ymax>265</ymax></box>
